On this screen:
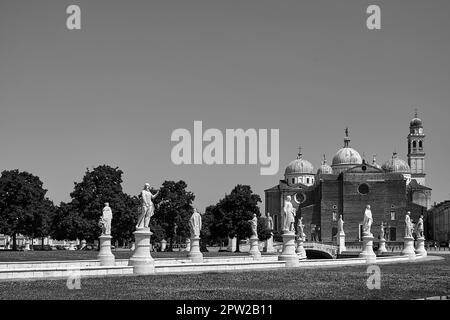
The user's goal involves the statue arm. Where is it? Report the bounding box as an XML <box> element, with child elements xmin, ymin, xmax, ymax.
<box><xmin>151</xmin><ymin>190</ymin><xmax>159</xmax><ymax>199</ymax></box>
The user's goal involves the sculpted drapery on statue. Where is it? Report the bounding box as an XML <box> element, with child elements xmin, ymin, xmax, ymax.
<box><xmin>297</xmin><ymin>216</ymin><xmax>305</xmax><ymax>240</ymax></box>
<box><xmin>283</xmin><ymin>196</ymin><xmax>295</xmax><ymax>233</ymax></box>
<box><xmin>362</xmin><ymin>205</ymin><xmax>373</xmax><ymax>237</ymax></box>
<box><xmin>136</xmin><ymin>183</ymin><xmax>159</xmax><ymax>229</ymax></box>
<box><xmin>380</xmin><ymin>222</ymin><xmax>385</xmax><ymax>240</ymax></box>
<box><xmin>249</xmin><ymin>214</ymin><xmax>258</xmax><ymax>237</ymax></box>
<box><xmin>189</xmin><ymin>208</ymin><xmax>202</xmax><ymax>238</ymax></box>
<box><xmin>405</xmin><ymin>211</ymin><xmax>413</xmax><ymax>238</ymax></box>
<box><xmin>99</xmin><ymin>203</ymin><xmax>112</xmax><ymax>235</ymax></box>
<box><xmin>337</xmin><ymin>215</ymin><xmax>344</xmax><ymax>235</ymax></box>
<box><xmin>266</xmin><ymin>212</ymin><xmax>273</xmax><ymax>231</ymax></box>
<box><xmin>417</xmin><ymin>215</ymin><xmax>424</xmax><ymax>238</ymax></box>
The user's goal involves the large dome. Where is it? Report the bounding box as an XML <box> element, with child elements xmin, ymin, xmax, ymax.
<box><xmin>382</xmin><ymin>153</ymin><xmax>411</xmax><ymax>173</ymax></box>
<box><xmin>285</xmin><ymin>157</ymin><xmax>315</xmax><ymax>175</ymax></box>
<box><xmin>332</xmin><ymin>147</ymin><xmax>363</xmax><ymax>166</ymax></box>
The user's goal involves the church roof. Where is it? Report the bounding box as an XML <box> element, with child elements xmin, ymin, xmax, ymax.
<box><xmin>382</xmin><ymin>152</ymin><xmax>411</xmax><ymax>173</ymax></box>
<box><xmin>284</xmin><ymin>151</ymin><xmax>315</xmax><ymax>175</ymax></box>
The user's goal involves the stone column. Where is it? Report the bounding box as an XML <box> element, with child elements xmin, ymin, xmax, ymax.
<box><xmin>188</xmin><ymin>236</ymin><xmax>203</xmax><ymax>263</ymax></box>
<box><xmin>401</xmin><ymin>236</ymin><xmax>416</xmax><ymax>259</ymax></box>
<box><xmin>97</xmin><ymin>235</ymin><xmax>115</xmax><ymax>266</ymax></box>
<box><xmin>359</xmin><ymin>235</ymin><xmax>376</xmax><ymax>262</ymax></box>
<box><xmin>227</xmin><ymin>237</ymin><xmax>237</xmax><ymax>252</ymax></box>
<box><xmin>128</xmin><ymin>228</ymin><xmax>155</xmax><ymax>275</ymax></box>
<box><xmin>264</xmin><ymin>234</ymin><xmax>276</xmax><ymax>253</ymax></box>
<box><xmin>160</xmin><ymin>239</ymin><xmax>167</xmax><ymax>252</ymax></box>
<box><xmin>338</xmin><ymin>232</ymin><xmax>346</xmax><ymax>254</ymax></box>
<box><xmin>185</xmin><ymin>238</ymin><xmax>191</xmax><ymax>252</ymax></box>
<box><xmin>248</xmin><ymin>235</ymin><xmax>262</xmax><ymax>259</ymax></box>
<box><xmin>278</xmin><ymin>232</ymin><xmax>300</xmax><ymax>267</ymax></box>
<box><xmin>296</xmin><ymin>237</ymin><xmax>307</xmax><ymax>260</ymax></box>
<box><xmin>377</xmin><ymin>238</ymin><xmax>387</xmax><ymax>254</ymax></box>
<box><xmin>415</xmin><ymin>237</ymin><xmax>427</xmax><ymax>257</ymax></box>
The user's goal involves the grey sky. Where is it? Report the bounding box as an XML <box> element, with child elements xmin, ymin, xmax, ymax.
<box><xmin>1</xmin><ymin>0</ymin><xmax>449</xmax><ymax>211</ymax></box>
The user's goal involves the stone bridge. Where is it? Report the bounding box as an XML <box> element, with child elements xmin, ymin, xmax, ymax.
<box><xmin>302</xmin><ymin>242</ymin><xmax>338</xmax><ymax>259</ymax></box>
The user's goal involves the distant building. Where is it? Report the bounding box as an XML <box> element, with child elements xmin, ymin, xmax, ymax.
<box><xmin>265</xmin><ymin>113</ymin><xmax>431</xmax><ymax>243</ymax></box>
<box><xmin>426</xmin><ymin>201</ymin><xmax>450</xmax><ymax>242</ymax></box>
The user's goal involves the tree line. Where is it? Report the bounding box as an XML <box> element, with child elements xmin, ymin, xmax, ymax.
<box><xmin>0</xmin><ymin>165</ymin><xmax>272</xmax><ymax>250</ymax></box>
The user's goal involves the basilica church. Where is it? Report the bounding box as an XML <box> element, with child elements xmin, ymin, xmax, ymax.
<box><xmin>265</xmin><ymin>113</ymin><xmax>432</xmax><ymax>243</ymax></box>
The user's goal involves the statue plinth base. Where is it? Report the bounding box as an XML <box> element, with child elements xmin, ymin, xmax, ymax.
<box><xmin>227</xmin><ymin>237</ymin><xmax>237</xmax><ymax>252</ymax></box>
<box><xmin>338</xmin><ymin>233</ymin><xmax>346</xmax><ymax>254</ymax></box>
<box><xmin>263</xmin><ymin>235</ymin><xmax>276</xmax><ymax>253</ymax></box>
<box><xmin>359</xmin><ymin>235</ymin><xmax>376</xmax><ymax>261</ymax></box>
<box><xmin>188</xmin><ymin>236</ymin><xmax>203</xmax><ymax>263</ymax></box>
<box><xmin>401</xmin><ymin>236</ymin><xmax>416</xmax><ymax>259</ymax></box>
<box><xmin>249</xmin><ymin>236</ymin><xmax>261</xmax><ymax>259</ymax></box>
<box><xmin>278</xmin><ymin>232</ymin><xmax>300</xmax><ymax>267</ymax></box>
<box><xmin>415</xmin><ymin>237</ymin><xmax>427</xmax><ymax>257</ymax></box>
<box><xmin>98</xmin><ymin>235</ymin><xmax>115</xmax><ymax>266</ymax></box>
<box><xmin>296</xmin><ymin>237</ymin><xmax>307</xmax><ymax>260</ymax></box>
<box><xmin>185</xmin><ymin>239</ymin><xmax>191</xmax><ymax>252</ymax></box>
<box><xmin>377</xmin><ymin>238</ymin><xmax>387</xmax><ymax>254</ymax></box>
<box><xmin>68</xmin><ymin>242</ymin><xmax>76</xmax><ymax>251</ymax></box>
<box><xmin>24</xmin><ymin>243</ymin><xmax>31</xmax><ymax>251</ymax></box>
<box><xmin>128</xmin><ymin>228</ymin><xmax>155</xmax><ymax>275</ymax></box>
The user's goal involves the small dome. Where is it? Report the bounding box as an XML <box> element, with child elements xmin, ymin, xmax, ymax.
<box><xmin>371</xmin><ymin>155</ymin><xmax>381</xmax><ymax>169</ymax></box>
<box><xmin>317</xmin><ymin>155</ymin><xmax>333</xmax><ymax>174</ymax></box>
<box><xmin>410</xmin><ymin>117</ymin><xmax>423</xmax><ymax>127</ymax></box>
<box><xmin>332</xmin><ymin>148</ymin><xmax>363</xmax><ymax>166</ymax></box>
<box><xmin>285</xmin><ymin>152</ymin><xmax>314</xmax><ymax>175</ymax></box>
<box><xmin>382</xmin><ymin>153</ymin><xmax>411</xmax><ymax>173</ymax></box>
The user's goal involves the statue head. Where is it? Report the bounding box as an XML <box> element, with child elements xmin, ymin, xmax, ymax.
<box><xmin>366</xmin><ymin>204</ymin><xmax>371</xmax><ymax>210</ymax></box>
<box><xmin>406</xmin><ymin>211</ymin><xmax>411</xmax><ymax>216</ymax></box>
<box><xmin>267</xmin><ymin>212</ymin><xmax>271</xmax><ymax>218</ymax></box>
<box><xmin>253</xmin><ymin>213</ymin><xmax>257</xmax><ymax>218</ymax></box>
<box><xmin>104</xmin><ymin>202</ymin><xmax>109</xmax><ymax>207</ymax></box>
<box><xmin>144</xmin><ymin>183</ymin><xmax>150</xmax><ymax>190</ymax></box>
<box><xmin>286</xmin><ymin>195</ymin><xmax>291</xmax><ymax>201</ymax></box>
<box><xmin>339</xmin><ymin>214</ymin><xmax>343</xmax><ymax>220</ymax></box>
<box><xmin>420</xmin><ymin>214</ymin><xmax>423</xmax><ymax>219</ymax></box>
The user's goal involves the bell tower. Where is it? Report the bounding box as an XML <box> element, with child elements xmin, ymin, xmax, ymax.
<box><xmin>407</xmin><ymin>110</ymin><xmax>426</xmax><ymax>185</ymax></box>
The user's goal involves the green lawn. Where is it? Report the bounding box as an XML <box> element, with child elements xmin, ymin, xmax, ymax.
<box><xmin>0</xmin><ymin>254</ymin><xmax>448</xmax><ymax>300</ymax></box>
<box><xmin>0</xmin><ymin>249</ymin><xmax>266</xmax><ymax>262</ymax></box>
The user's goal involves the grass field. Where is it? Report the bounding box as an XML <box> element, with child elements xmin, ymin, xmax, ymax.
<box><xmin>0</xmin><ymin>253</ymin><xmax>448</xmax><ymax>300</ymax></box>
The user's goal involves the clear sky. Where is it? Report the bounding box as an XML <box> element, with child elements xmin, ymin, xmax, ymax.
<box><xmin>1</xmin><ymin>0</ymin><xmax>449</xmax><ymax>211</ymax></box>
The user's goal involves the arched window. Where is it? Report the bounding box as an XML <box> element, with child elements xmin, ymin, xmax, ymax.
<box><xmin>306</xmin><ymin>178</ymin><xmax>310</xmax><ymax>184</ymax></box>
<box><xmin>419</xmin><ymin>141</ymin><xmax>423</xmax><ymax>149</ymax></box>
<box><xmin>292</xmin><ymin>178</ymin><xmax>295</xmax><ymax>184</ymax></box>
<box><xmin>413</xmin><ymin>141</ymin><xmax>417</xmax><ymax>149</ymax></box>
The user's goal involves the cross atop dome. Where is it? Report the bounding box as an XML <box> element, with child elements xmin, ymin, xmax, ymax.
<box><xmin>344</xmin><ymin>127</ymin><xmax>351</xmax><ymax>148</ymax></box>
<box><xmin>297</xmin><ymin>146</ymin><xmax>303</xmax><ymax>159</ymax></box>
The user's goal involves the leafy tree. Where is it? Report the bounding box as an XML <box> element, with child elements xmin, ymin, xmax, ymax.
<box><xmin>257</xmin><ymin>217</ymin><xmax>272</xmax><ymax>242</ymax></box>
<box><xmin>152</xmin><ymin>180</ymin><xmax>195</xmax><ymax>251</ymax></box>
<box><xmin>208</xmin><ymin>184</ymin><xmax>262</xmax><ymax>252</ymax></box>
<box><xmin>0</xmin><ymin>170</ymin><xmax>50</xmax><ymax>250</ymax></box>
<box><xmin>62</xmin><ymin>165</ymin><xmax>140</xmax><ymax>243</ymax></box>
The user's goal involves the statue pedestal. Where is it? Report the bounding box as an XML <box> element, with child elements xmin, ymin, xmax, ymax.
<box><xmin>415</xmin><ymin>237</ymin><xmax>427</xmax><ymax>257</ymax></box>
<box><xmin>188</xmin><ymin>236</ymin><xmax>203</xmax><ymax>263</ymax></box>
<box><xmin>128</xmin><ymin>228</ymin><xmax>155</xmax><ymax>275</ymax></box>
<box><xmin>359</xmin><ymin>235</ymin><xmax>376</xmax><ymax>261</ymax></box>
<box><xmin>278</xmin><ymin>232</ymin><xmax>300</xmax><ymax>267</ymax></box>
<box><xmin>227</xmin><ymin>237</ymin><xmax>237</xmax><ymax>252</ymax></box>
<box><xmin>263</xmin><ymin>235</ymin><xmax>276</xmax><ymax>253</ymax></box>
<box><xmin>24</xmin><ymin>242</ymin><xmax>31</xmax><ymax>251</ymax></box>
<box><xmin>401</xmin><ymin>236</ymin><xmax>416</xmax><ymax>259</ymax></box>
<box><xmin>249</xmin><ymin>236</ymin><xmax>262</xmax><ymax>259</ymax></box>
<box><xmin>160</xmin><ymin>239</ymin><xmax>167</xmax><ymax>252</ymax></box>
<box><xmin>185</xmin><ymin>238</ymin><xmax>191</xmax><ymax>252</ymax></box>
<box><xmin>338</xmin><ymin>232</ymin><xmax>346</xmax><ymax>254</ymax></box>
<box><xmin>98</xmin><ymin>235</ymin><xmax>115</xmax><ymax>266</ymax></box>
<box><xmin>68</xmin><ymin>242</ymin><xmax>76</xmax><ymax>251</ymax></box>
<box><xmin>296</xmin><ymin>237</ymin><xmax>307</xmax><ymax>260</ymax></box>
<box><xmin>130</xmin><ymin>242</ymin><xmax>135</xmax><ymax>251</ymax></box>
<box><xmin>377</xmin><ymin>238</ymin><xmax>387</xmax><ymax>254</ymax></box>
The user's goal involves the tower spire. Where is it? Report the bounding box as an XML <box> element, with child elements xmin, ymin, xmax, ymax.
<box><xmin>344</xmin><ymin>127</ymin><xmax>350</xmax><ymax>148</ymax></box>
<box><xmin>297</xmin><ymin>146</ymin><xmax>302</xmax><ymax>159</ymax></box>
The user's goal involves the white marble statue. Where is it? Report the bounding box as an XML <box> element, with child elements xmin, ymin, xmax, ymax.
<box><xmin>283</xmin><ymin>196</ymin><xmax>295</xmax><ymax>232</ymax></box>
<box><xmin>380</xmin><ymin>222</ymin><xmax>385</xmax><ymax>240</ymax></box>
<box><xmin>249</xmin><ymin>214</ymin><xmax>258</xmax><ymax>237</ymax></box>
<box><xmin>136</xmin><ymin>183</ymin><xmax>159</xmax><ymax>229</ymax></box>
<box><xmin>189</xmin><ymin>208</ymin><xmax>202</xmax><ymax>238</ymax></box>
<box><xmin>266</xmin><ymin>212</ymin><xmax>273</xmax><ymax>231</ymax></box>
<box><xmin>337</xmin><ymin>215</ymin><xmax>344</xmax><ymax>235</ymax></box>
<box><xmin>405</xmin><ymin>211</ymin><xmax>413</xmax><ymax>238</ymax></box>
<box><xmin>417</xmin><ymin>215</ymin><xmax>424</xmax><ymax>238</ymax></box>
<box><xmin>297</xmin><ymin>216</ymin><xmax>305</xmax><ymax>240</ymax></box>
<box><xmin>99</xmin><ymin>203</ymin><xmax>112</xmax><ymax>235</ymax></box>
<box><xmin>362</xmin><ymin>205</ymin><xmax>373</xmax><ymax>237</ymax></box>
